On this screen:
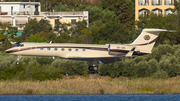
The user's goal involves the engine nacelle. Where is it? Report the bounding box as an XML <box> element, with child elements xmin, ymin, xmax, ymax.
<box><xmin>107</xmin><ymin>44</ymin><xmax>135</xmax><ymax>55</ymax></box>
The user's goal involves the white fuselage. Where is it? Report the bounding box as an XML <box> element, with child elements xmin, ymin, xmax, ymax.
<box><xmin>6</xmin><ymin>42</ymin><xmax>135</xmax><ymax>59</ymax></box>
<box><xmin>7</xmin><ymin>29</ymin><xmax>172</xmax><ymax>64</ymax></box>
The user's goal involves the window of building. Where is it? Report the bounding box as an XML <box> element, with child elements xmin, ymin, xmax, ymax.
<box><xmin>152</xmin><ymin>9</ymin><xmax>162</xmax><ymax>15</ymax></box>
<box><xmin>61</xmin><ymin>48</ymin><xmax>65</xmax><ymax>51</ymax></box>
<box><xmin>11</xmin><ymin>6</ymin><xmax>13</xmax><ymax>15</ymax></box>
<box><xmin>139</xmin><ymin>0</ymin><xmax>149</xmax><ymax>5</ymax></box>
<box><xmin>68</xmin><ymin>48</ymin><xmax>72</xmax><ymax>51</ymax></box>
<box><xmin>54</xmin><ymin>48</ymin><xmax>58</xmax><ymax>51</ymax></box>
<box><xmin>165</xmin><ymin>9</ymin><xmax>173</xmax><ymax>16</ymax></box>
<box><xmin>139</xmin><ymin>9</ymin><xmax>149</xmax><ymax>16</ymax></box>
<box><xmin>165</xmin><ymin>0</ymin><xmax>174</xmax><ymax>5</ymax></box>
<box><xmin>152</xmin><ymin>0</ymin><xmax>162</xmax><ymax>5</ymax></box>
<box><xmin>47</xmin><ymin>48</ymin><xmax>51</xmax><ymax>50</ymax></box>
<box><xmin>82</xmin><ymin>49</ymin><xmax>86</xmax><ymax>52</ymax></box>
<box><xmin>71</xmin><ymin>19</ymin><xmax>76</xmax><ymax>25</ymax></box>
<box><xmin>75</xmin><ymin>49</ymin><xmax>79</xmax><ymax>52</ymax></box>
<box><xmin>55</xmin><ymin>19</ymin><xmax>59</xmax><ymax>25</ymax></box>
<box><xmin>40</xmin><ymin>48</ymin><xmax>44</xmax><ymax>50</ymax></box>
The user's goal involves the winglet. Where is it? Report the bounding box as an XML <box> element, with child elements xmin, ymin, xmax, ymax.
<box><xmin>125</xmin><ymin>47</ymin><xmax>135</xmax><ymax>57</ymax></box>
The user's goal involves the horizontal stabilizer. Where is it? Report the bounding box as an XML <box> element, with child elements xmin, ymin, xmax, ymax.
<box><xmin>125</xmin><ymin>47</ymin><xmax>135</xmax><ymax>57</ymax></box>
<box><xmin>146</xmin><ymin>30</ymin><xmax>176</xmax><ymax>33</ymax></box>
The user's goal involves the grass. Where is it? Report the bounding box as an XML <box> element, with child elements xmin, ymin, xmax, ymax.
<box><xmin>0</xmin><ymin>75</ymin><xmax>180</xmax><ymax>95</ymax></box>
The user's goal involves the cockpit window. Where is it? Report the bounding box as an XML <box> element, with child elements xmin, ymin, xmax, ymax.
<box><xmin>15</xmin><ymin>44</ymin><xmax>24</xmax><ymax>47</ymax></box>
<box><xmin>15</xmin><ymin>44</ymin><xmax>21</xmax><ymax>47</ymax></box>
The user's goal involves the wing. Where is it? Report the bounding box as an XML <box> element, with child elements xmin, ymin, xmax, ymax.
<box><xmin>67</xmin><ymin>47</ymin><xmax>136</xmax><ymax>64</ymax></box>
<box><xmin>67</xmin><ymin>56</ymin><xmax>123</xmax><ymax>64</ymax></box>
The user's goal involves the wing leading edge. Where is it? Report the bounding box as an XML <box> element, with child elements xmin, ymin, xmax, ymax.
<box><xmin>68</xmin><ymin>47</ymin><xmax>136</xmax><ymax>64</ymax></box>
<box><xmin>67</xmin><ymin>56</ymin><xmax>123</xmax><ymax>64</ymax></box>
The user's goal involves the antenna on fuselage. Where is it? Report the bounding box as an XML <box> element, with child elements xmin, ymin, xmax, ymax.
<box><xmin>50</xmin><ymin>41</ymin><xmax>52</xmax><ymax>44</ymax></box>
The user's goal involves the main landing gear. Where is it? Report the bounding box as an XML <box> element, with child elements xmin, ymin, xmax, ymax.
<box><xmin>16</xmin><ymin>55</ymin><xmax>22</xmax><ymax>65</ymax></box>
<box><xmin>88</xmin><ymin>60</ymin><xmax>98</xmax><ymax>73</ymax></box>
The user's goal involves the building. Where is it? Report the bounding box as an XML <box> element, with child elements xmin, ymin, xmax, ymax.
<box><xmin>0</xmin><ymin>2</ymin><xmax>88</xmax><ymax>35</ymax></box>
<box><xmin>135</xmin><ymin>0</ymin><xmax>175</xmax><ymax>21</ymax></box>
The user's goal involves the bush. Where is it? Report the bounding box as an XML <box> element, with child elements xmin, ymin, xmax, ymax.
<box><xmin>0</xmin><ymin>63</ymin><xmax>25</xmax><ymax>80</ymax></box>
<box><xmin>150</xmin><ymin>44</ymin><xmax>175</xmax><ymax>61</ymax></box>
<box><xmin>52</xmin><ymin>59</ymin><xmax>88</xmax><ymax>75</ymax></box>
<box><xmin>31</xmin><ymin>64</ymin><xmax>63</xmax><ymax>81</ymax></box>
<box><xmin>36</xmin><ymin>57</ymin><xmax>54</xmax><ymax>65</ymax></box>
<box><xmin>134</xmin><ymin>61</ymin><xmax>151</xmax><ymax>77</ymax></box>
<box><xmin>99</xmin><ymin>61</ymin><xmax>124</xmax><ymax>78</ymax></box>
<box><xmin>153</xmin><ymin>69</ymin><xmax>169</xmax><ymax>79</ymax></box>
<box><xmin>148</xmin><ymin>59</ymin><xmax>159</xmax><ymax>75</ymax></box>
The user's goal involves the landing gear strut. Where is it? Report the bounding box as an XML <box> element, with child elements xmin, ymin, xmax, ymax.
<box><xmin>16</xmin><ymin>55</ymin><xmax>22</xmax><ymax>65</ymax></box>
<box><xmin>88</xmin><ymin>60</ymin><xmax>98</xmax><ymax>73</ymax></box>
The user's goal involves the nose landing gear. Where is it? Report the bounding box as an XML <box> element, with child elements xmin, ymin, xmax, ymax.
<box><xmin>16</xmin><ymin>55</ymin><xmax>22</xmax><ymax>65</ymax></box>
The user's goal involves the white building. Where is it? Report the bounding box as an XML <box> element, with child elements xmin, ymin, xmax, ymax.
<box><xmin>0</xmin><ymin>2</ymin><xmax>41</xmax><ymax>15</ymax></box>
<box><xmin>0</xmin><ymin>2</ymin><xmax>89</xmax><ymax>36</ymax></box>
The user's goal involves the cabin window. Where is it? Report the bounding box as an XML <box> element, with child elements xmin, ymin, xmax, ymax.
<box><xmin>82</xmin><ymin>49</ymin><xmax>86</xmax><ymax>52</ymax></box>
<box><xmin>40</xmin><ymin>48</ymin><xmax>44</xmax><ymax>50</ymax></box>
<box><xmin>61</xmin><ymin>48</ymin><xmax>65</xmax><ymax>51</ymax></box>
<box><xmin>54</xmin><ymin>48</ymin><xmax>58</xmax><ymax>51</ymax></box>
<box><xmin>75</xmin><ymin>49</ymin><xmax>79</xmax><ymax>52</ymax></box>
<box><xmin>47</xmin><ymin>48</ymin><xmax>51</xmax><ymax>50</ymax></box>
<box><xmin>68</xmin><ymin>48</ymin><xmax>72</xmax><ymax>51</ymax></box>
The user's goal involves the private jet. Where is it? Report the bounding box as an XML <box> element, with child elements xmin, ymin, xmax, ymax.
<box><xmin>5</xmin><ymin>28</ymin><xmax>174</xmax><ymax>72</ymax></box>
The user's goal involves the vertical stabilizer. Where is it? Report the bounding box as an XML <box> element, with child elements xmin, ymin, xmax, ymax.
<box><xmin>131</xmin><ymin>28</ymin><xmax>174</xmax><ymax>54</ymax></box>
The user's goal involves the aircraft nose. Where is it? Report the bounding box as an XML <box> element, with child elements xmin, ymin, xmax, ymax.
<box><xmin>5</xmin><ymin>48</ymin><xmax>13</xmax><ymax>53</ymax></box>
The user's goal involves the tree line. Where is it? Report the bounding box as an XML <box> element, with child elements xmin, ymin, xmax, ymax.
<box><xmin>0</xmin><ymin>44</ymin><xmax>180</xmax><ymax>80</ymax></box>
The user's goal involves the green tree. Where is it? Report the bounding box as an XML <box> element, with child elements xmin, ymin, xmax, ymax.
<box><xmin>21</xmin><ymin>19</ymin><xmax>52</xmax><ymax>41</ymax></box>
<box><xmin>27</xmin><ymin>34</ymin><xmax>48</xmax><ymax>42</ymax></box>
<box><xmin>54</xmin><ymin>21</ymin><xmax>71</xmax><ymax>34</ymax></box>
<box><xmin>0</xmin><ymin>22</ymin><xmax>13</xmax><ymax>51</ymax></box>
<box><xmin>82</xmin><ymin>20</ymin><xmax>137</xmax><ymax>44</ymax></box>
<box><xmin>55</xmin><ymin>2</ymin><xmax>71</xmax><ymax>11</ymax></box>
<box><xmin>77</xmin><ymin>6</ymin><xmax>118</xmax><ymax>24</ymax></box>
<box><xmin>100</xmin><ymin>0</ymin><xmax>135</xmax><ymax>28</ymax></box>
<box><xmin>7</xmin><ymin>26</ymin><xmax>18</xmax><ymax>39</ymax></box>
<box><xmin>72</xmin><ymin>20</ymin><xmax>87</xmax><ymax>36</ymax></box>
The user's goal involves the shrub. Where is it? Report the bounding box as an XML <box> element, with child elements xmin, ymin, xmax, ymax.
<box><xmin>99</xmin><ymin>88</ymin><xmax>104</xmax><ymax>94</ymax></box>
<box><xmin>148</xmin><ymin>59</ymin><xmax>159</xmax><ymax>75</ymax></box>
<box><xmin>153</xmin><ymin>69</ymin><xmax>169</xmax><ymax>79</ymax></box>
<box><xmin>150</xmin><ymin>44</ymin><xmax>175</xmax><ymax>61</ymax></box>
<box><xmin>134</xmin><ymin>61</ymin><xmax>151</xmax><ymax>77</ymax></box>
<box><xmin>52</xmin><ymin>59</ymin><xmax>88</xmax><ymax>75</ymax></box>
<box><xmin>36</xmin><ymin>57</ymin><xmax>54</xmax><ymax>65</ymax></box>
<box><xmin>0</xmin><ymin>62</ymin><xmax>25</xmax><ymax>80</ymax></box>
<box><xmin>31</xmin><ymin>64</ymin><xmax>63</xmax><ymax>81</ymax></box>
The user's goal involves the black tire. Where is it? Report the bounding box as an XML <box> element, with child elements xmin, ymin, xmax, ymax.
<box><xmin>88</xmin><ymin>66</ymin><xmax>98</xmax><ymax>71</ymax></box>
<box><xmin>88</xmin><ymin>66</ymin><xmax>94</xmax><ymax>71</ymax></box>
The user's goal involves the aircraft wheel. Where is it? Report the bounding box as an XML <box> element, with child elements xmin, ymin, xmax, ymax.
<box><xmin>16</xmin><ymin>61</ymin><xmax>19</xmax><ymax>65</ymax></box>
<box><xmin>88</xmin><ymin>66</ymin><xmax>94</xmax><ymax>71</ymax></box>
<box><xmin>88</xmin><ymin>66</ymin><xmax>98</xmax><ymax>71</ymax></box>
<box><xmin>93</xmin><ymin>66</ymin><xmax>98</xmax><ymax>71</ymax></box>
